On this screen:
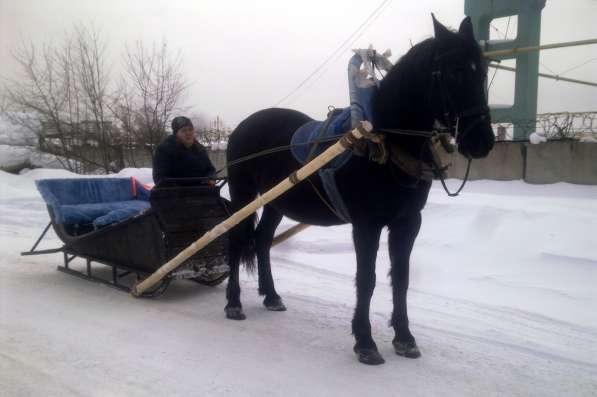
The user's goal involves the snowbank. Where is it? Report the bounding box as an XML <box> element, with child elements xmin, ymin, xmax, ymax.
<box><xmin>0</xmin><ymin>144</ymin><xmax>68</xmax><ymax>171</ymax></box>
<box><xmin>0</xmin><ymin>114</ymin><xmax>37</xmax><ymax>146</ymax></box>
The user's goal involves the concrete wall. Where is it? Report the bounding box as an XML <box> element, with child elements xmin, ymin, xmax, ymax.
<box><xmin>439</xmin><ymin>141</ymin><xmax>597</xmax><ymax>185</ymax></box>
<box><xmin>525</xmin><ymin>141</ymin><xmax>597</xmax><ymax>185</ymax></box>
<box><xmin>205</xmin><ymin>143</ymin><xmax>597</xmax><ymax>184</ymax></box>
<box><xmin>207</xmin><ymin>141</ymin><xmax>596</xmax><ymax>184</ymax></box>
<box><xmin>440</xmin><ymin>142</ymin><xmax>524</xmax><ymax>181</ymax></box>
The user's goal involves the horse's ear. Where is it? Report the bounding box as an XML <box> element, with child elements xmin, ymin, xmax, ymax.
<box><xmin>458</xmin><ymin>16</ymin><xmax>475</xmax><ymax>41</ymax></box>
<box><xmin>432</xmin><ymin>13</ymin><xmax>452</xmax><ymax>41</ymax></box>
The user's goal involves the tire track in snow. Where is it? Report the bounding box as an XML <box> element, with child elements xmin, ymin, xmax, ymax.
<box><xmin>271</xmin><ymin>252</ymin><xmax>597</xmax><ymax>375</ymax></box>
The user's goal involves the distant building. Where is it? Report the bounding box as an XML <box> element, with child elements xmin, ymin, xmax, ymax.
<box><xmin>39</xmin><ymin>120</ymin><xmax>116</xmax><ymax>150</ymax></box>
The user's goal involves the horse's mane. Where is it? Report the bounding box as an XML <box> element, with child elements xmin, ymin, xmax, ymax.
<box><xmin>372</xmin><ymin>38</ymin><xmax>437</xmax><ymax>131</ymax></box>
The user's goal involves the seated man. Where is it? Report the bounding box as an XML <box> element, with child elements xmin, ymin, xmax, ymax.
<box><xmin>152</xmin><ymin>116</ymin><xmax>216</xmax><ymax>185</ymax></box>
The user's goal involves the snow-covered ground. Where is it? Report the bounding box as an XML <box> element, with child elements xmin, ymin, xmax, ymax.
<box><xmin>1</xmin><ymin>169</ymin><xmax>596</xmax><ymax>396</ymax></box>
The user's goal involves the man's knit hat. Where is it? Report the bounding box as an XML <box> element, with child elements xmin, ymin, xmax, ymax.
<box><xmin>171</xmin><ymin>116</ymin><xmax>194</xmax><ymax>134</ymax></box>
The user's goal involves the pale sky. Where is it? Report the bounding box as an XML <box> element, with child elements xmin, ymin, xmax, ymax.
<box><xmin>1</xmin><ymin>0</ymin><xmax>596</xmax><ymax>127</ymax></box>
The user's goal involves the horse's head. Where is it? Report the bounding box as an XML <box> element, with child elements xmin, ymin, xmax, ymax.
<box><xmin>428</xmin><ymin>15</ymin><xmax>495</xmax><ymax>159</ymax></box>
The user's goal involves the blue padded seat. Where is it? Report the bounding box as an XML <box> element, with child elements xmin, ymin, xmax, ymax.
<box><xmin>36</xmin><ymin>178</ymin><xmax>150</xmax><ymax>227</ymax></box>
<box><xmin>290</xmin><ymin>107</ymin><xmax>353</xmax><ymax>168</ymax></box>
<box><xmin>59</xmin><ymin>200</ymin><xmax>150</xmax><ymax>225</ymax></box>
<box><xmin>92</xmin><ymin>207</ymin><xmax>146</xmax><ymax>228</ymax></box>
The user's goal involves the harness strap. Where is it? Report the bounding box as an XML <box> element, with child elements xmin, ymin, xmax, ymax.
<box><xmin>388</xmin><ymin>134</ymin><xmax>452</xmax><ymax>181</ymax></box>
<box><xmin>305</xmin><ymin>107</ymin><xmax>337</xmax><ymax>163</ymax></box>
<box><xmin>388</xmin><ymin>144</ymin><xmax>435</xmax><ymax>181</ymax></box>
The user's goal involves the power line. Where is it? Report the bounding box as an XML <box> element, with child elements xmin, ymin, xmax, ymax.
<box><xmin>559</xmin><ymin>55</ymin><xmax>597</xmax><ymax>76</ymax></box>
<box><xmin>273</xmin><ymin>0</ymin><xmax>392</xmax><ymax>107</ymax></box>
<box><xmin>489</xmin><ymin>21</ymin><xmax>559</xmax><ymax>78</ymax></box>
<box><xmin>540</xmin><ymin>60</ymin><xmax>558</xmax><ymax>75</ymax></box>
<box><xmin>488</xmin><ymin>17</ymin><xmax>511</xmax><ymax>92</ymax></box>
<box><xmin>285</xmin><ymin>0</ymin><xmax>393</xmax><ymax>105</ymax></box>
<box><xmin>486</xmin><ymin>23</ymin><xmax>596</xmax><ymax>78</ymax></box>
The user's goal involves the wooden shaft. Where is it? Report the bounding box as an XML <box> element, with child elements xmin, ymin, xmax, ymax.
<box><xmin>131</xmin><ymin>121</ymin><xmax>372</xmax><ymax>296</ymax></box>
<box><xmin>272</xmin><ymin>223</ymin><xmax>311</xmax><ymax>246</ymax></box>
<box><xmin>488</xmin><ymin>63</ymin><xmax>597</xmax><ymax>88</ymax></box>
<box><xmin>484</xmin><ymin>38</ymin><xmax>597</xmax><ymax>58</ymax></box>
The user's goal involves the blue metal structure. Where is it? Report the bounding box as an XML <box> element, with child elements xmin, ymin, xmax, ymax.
<box><xmin>465</xmin><ymin>0</ymin><xmax>546</xmax><ymax>139</ymax></box>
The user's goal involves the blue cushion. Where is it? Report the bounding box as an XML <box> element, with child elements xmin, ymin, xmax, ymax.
<box><xmin>290</xmin><ymin>107</ymin><xmax>352</xmax><ymax>167</ymax></box>
<box><xmin>93</xmin><ymin>207</ymin><xmax>147</xmax><ymax>228</ymax></box>
<box><xmin>35</xmin><ymin>178</ymin><xmax>150</xmax><ymax>225</ymax></box>
<box><xmin>36</xmin><ymin>178</ymin><xmax>136</xmax><ymax>206</ymax></box>
<box><xmin>60</xmin><ymin>200</ymin><xmax>150</xmax><ymax>225</ymax></box>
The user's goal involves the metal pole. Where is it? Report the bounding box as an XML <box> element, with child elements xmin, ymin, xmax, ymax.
<box><xmin>131</xmin><ymin>121</ymin><xmax>373</xmax><ymax>296</ymax></box>
<box><xmin>489</xmin><ymin>63</ymin><xmax>597</xmax><ymax>88</ymax></box>
<box><xmin>272</xmin><ymin>223</ymin><xmax>311</xmax><ymax>246</ymax></box>
<box><xmin>484</xmin><ymin>38</ymin><xmax>597</xmax><ymax>58</ymax></box>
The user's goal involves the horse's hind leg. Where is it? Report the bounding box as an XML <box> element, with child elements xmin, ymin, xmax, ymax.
<box><xmin>225</xmin><ymin>177</ymin><xmax>257</xmax><ymax>321</ymax></box>
<box><xmin>256</xmin><ymin>205</ymin><xmax>286</xmax><ymax>311</ymax></box>
<box><xmin>225</xmin><ymin>239</ymin><xmax>245</xmax><ymax>320</ymax></box>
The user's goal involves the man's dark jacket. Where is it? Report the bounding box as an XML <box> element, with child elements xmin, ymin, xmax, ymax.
<box><xmin>152</xmin><ymin>135</ymin><xmax>215</xmax><ymax>185</ymax></box>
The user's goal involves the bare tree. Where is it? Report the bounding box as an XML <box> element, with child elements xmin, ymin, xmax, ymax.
<box><xmin>1</xmin><ymin>24</ymin><xmax>121</xmax><ymax>173</ymax></box>
<box><xmin>110</xmin><ymin>40</ymin><xmax>188</xmax><ymax>158</ymax></box>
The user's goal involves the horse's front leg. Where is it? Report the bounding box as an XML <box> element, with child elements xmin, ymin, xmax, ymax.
<box><xmin>352</xmin><ymin>222</ymin><xmax>384</xmax><ymax>365</ymax></box>
<box><xmin>388</xmin><ymin>212</ymin><xmax>422</xmax><ymax>358</ymax></box>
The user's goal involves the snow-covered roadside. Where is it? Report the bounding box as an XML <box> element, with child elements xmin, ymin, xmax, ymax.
<box><xmin>0</xmin><ymin>115</ymin><xmax>67</xmax><ymax>172</ymax></box>
<box><xmin>1</xmin><ymin>169</ymin><xmax>596</xmax><ymax>396</ymax></box>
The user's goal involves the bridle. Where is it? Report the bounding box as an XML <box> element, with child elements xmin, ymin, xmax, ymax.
<box><xmin>430</xmin><ymin>48</ymin><xmax>491</xmax><ymax>148</ymax></box>
<box><xmin>379</xmin><ymin>47</ymin><xmax>492</xmax><ymax>196</ymax></box>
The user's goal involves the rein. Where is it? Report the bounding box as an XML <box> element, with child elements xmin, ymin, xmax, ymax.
<box><xmin>215</xmin><ymin>125</ymin><xmax>473</xmax><ymax>198</ymax></box>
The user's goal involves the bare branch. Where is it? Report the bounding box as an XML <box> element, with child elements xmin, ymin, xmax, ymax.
<box><xmin>111</xmin><ymin>39</ymin><xmax>189</xmax><ymax>157</ymax></box>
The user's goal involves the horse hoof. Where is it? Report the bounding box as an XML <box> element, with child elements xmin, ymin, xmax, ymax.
<box><xmin>393</xmin><ymin>340</ymin><xmax>421</xmax><ymax>358</ymax></box>
<box><xmin>225</xmin><ymin>307</ymin><xmax>246</xmax><ymax>320</ymax></box>
<box><xmin>264</xmin><ymin>298</ymin><xmax>287</xmax><ymax>312</ymax></box>
<box><xmin>354</xmin><ymin>347</ymin><xmax>385</xmax><ymax>365</ymax></box>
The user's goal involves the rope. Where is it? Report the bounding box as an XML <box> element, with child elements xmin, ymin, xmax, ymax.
<box><xmin>217</xmin><ymin>125</ymin><xmax>444</xmax><ymax>176</ymax></box>
<box><xmin>214</xmin><ymin>135</ymin><xmax>343</xmax><ymax>175</ymax></box>
<box><xmin>377</xmin><ymin>127</ymin><xmax>437</xmax><ymax>138</ymax></box>
<box><xmin>218</xmin><ymin>119</ymin><xmax>545</xmax><ymax>201</ymax></box>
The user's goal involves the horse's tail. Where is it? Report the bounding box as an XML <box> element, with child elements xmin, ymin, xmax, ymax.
<box><xmin>237</xmin><ymin>211</ymin><xmax>258</xmax><ymax>273</ymax></box>
<box><xmin>227</xmin><ymin>177</ymin><xmax>259</xmax><ymax>273</ymax></box>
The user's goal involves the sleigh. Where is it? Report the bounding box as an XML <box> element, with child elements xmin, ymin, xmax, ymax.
<box><xmin>22</xmin><ymin>177</ymin><xmax>231</xmax><ymax>297</ymax></box>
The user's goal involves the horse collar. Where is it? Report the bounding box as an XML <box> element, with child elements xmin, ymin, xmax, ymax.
<box><xmin>388</xmin><ymin>135</ymin><xmax>452</xmax><ymax>181</ymax></box>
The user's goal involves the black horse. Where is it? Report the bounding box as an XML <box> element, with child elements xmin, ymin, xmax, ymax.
<box><xmin>224</xmin><ymin>16</ymin><xmax>495</xmax><ymax>365</ymax></box>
